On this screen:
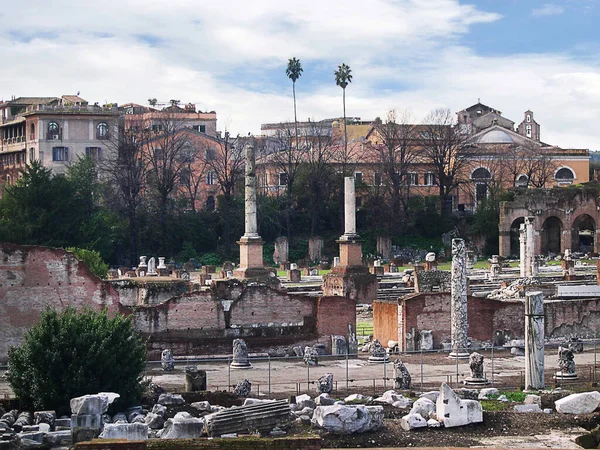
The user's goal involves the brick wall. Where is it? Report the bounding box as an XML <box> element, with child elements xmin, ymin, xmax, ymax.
<box><xmin>317</xmin><ymin>296</ymin><xmax>356</xmax><ymax>344</ymax></box>
<box><xmin>0</xmin><ymin>244</ymin><xmax>121</xmax><ymax>362</ymax></box>
<box><xmin>385</xmin><ymin>293</ymin><xmax>600</xmax><ymax>349</ymax></box>
<box><xmin>373</xmin><ymin>300</ymin><xmax>398</xmax><ymax>345</ymax></box>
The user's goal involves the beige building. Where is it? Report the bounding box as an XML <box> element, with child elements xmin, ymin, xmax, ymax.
<box><xmin>0</xmin><ymin>95</ymin><xmax>119</xmax><ymax>183</ymax></box>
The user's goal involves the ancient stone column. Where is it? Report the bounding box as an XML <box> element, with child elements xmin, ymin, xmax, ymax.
<box><xmin>519</xmin><ymin>223</ymin><xmax>527</xmax><ymax>277</ymax></box>
<box><xmin>244</xmin><ymin>145</ymin><xmax>259</xmax><ymax>238</ymax></box>
<box><xmin>343</xmin><ymin>176</ymin><xmax>357</xmax><ymax>238</ymax></box>
<box><xmin>449</xmin><ymin>238</ymin><xmax>469</xmax><ymax>359</ymax></box>
<box><xmin>525</xmin><ymin>291</ymin><xmax>544</xmax><ymax>391</ymax></box>
<box><xmin>525</xmin><ymin>217</ymin><xmax>535</xmax><ymax>277</ymax></box>
<box><xmin>233</xmin><ymin>144</ymin><xmax>267</xmax><ymax>279</ymax></box>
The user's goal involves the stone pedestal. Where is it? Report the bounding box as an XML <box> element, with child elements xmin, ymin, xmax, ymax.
<box><xmin>449</xmin><ymin>239</ymin><xmax>469</xmax><ymax>359</ymax></box>
<box><xmin>288</xmin><ymin>269</ymin><xmax>301</xmax><ymax>282</ymax></box>
<box><xmin>519</xmin><ymin>224</ymin><xmax>527</xmax><ymax>277</ymax></box>
<box><xmin>308</xmin><ymin>236</ymin><xmax>324</xmax><ymax>262</ymax></box>
<box><xmin>230</xmin><ymin>338</ymin><xmax>252</xmax><ymax>370</ymax></box>
<box><xmin>233</xmin><ymin>237</ymin><xmax>270</xmax><ymax>280</ymax></box>
<box><xmin>424</xmin><ymin>261</ymin><xmax>438</xmax><ymax>271</ymax></box>
<box><xmin>525</xmin><ymin>291</ymin><xmax>544</xmax><ymax>391</ymax></box>
<box><xmin>376</xmin><ymin>236</ymin><xmax>392</xmax><ymax>260</ymax></box>
<box><xmin>184</xmin><ymin>367</ymin><xmax>207</xmax><ymax>392</ymax></box>
<box><xmin>370</xmin><ymin>266</ymin><xmax>384</xmax><ymax>277</ymax></box>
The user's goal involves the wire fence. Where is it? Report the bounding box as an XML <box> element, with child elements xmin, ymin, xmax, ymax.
<box><xmin>143</xmin><ymin>341</ymin><xmax>600</xmax><ymax>398</ymax></box>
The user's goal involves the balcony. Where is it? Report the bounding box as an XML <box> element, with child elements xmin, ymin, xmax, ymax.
<box><xmin>1</xmin><ymin>136</ymin><xmax>26</xmax><ymax>153</ymax></box>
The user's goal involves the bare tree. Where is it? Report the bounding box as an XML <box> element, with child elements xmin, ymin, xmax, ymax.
<box><xmin>101</xmin><ymin>117</ymin><xmax>149</xmax><ymax>264</ymax></box>
<box><xmin>369</xmin><ymin>110</ymin><xmax>417</xmax><ymax>226</ymax></box>
<box><xmin>421</xmin><ymin>108</ymin><xmax>470</xmax><ymax>214</ymax></box>
<box><xmin>202</xmin><ymin>130</ymin><xmax>245</xmax><ymax>255</ymax></box>
<box><xmin>144</xmin><ymin>113</ymin><xmax>195</xmax><ymax>252</ymax></box>
<box><xmin>267</xmin><ymin>123</ymin><xmax>307</xmax><ymax>241</ymax></box>
<box><xmin>302</xmin><ymin>119</ymin><xmax>337</xmax><ymax>235</ymax></box>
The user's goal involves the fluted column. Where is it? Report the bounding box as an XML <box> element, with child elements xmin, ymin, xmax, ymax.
<box><xmin>525</xmin><ymin>291</ymin><xmax>544</xmax><ymax>390</ymax></box>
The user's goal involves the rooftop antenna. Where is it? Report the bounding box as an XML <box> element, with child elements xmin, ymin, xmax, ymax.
<box><xmin>478</xmin><ymin>97</ymin><xmax>480</xmax><ymax>103</ymax></box>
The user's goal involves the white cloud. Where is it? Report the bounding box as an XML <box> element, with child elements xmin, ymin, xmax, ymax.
<box><xmin>532</xmin><ymin>3</ymin><xmax>565</xmax><ymax>17</ymax></box>
<box><xmin>0</xmin><ymin>1</ymin><xmax>598</xmax><ymax>150</ymax></box>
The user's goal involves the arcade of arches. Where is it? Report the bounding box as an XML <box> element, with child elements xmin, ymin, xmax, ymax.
<box><xmin>499</xmin><ymin>189</ymin><xmax>600</xmax><ymax>257</ymax></box>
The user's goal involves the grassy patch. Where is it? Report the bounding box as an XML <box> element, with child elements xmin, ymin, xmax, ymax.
<box><xmin>480</xmin><ymin>400</ymin><xmax>511</xmax><ymax>412</ymax></box>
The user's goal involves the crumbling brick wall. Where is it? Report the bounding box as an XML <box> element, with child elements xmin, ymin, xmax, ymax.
<box><xmin>0</xmin><ymin>244</ymin><xmax>122</xmax><ymax>362</ymax></box>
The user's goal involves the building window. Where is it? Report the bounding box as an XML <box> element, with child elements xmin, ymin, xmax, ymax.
<box><xmin>96</xmin><ymin>122</ymin><xmax>109</xmax><ymax>139</ymax></box>
<box><xmin>516</xmin><ymin>174</ymin><xmax>529</xmax><ymax>187</ymax></box>
<box><xmin>205</xmin><ymin>148</ymin><xmax>216</xmax><ymax>161</ymax></box>
<box><xmin>407</xmin><ymin>172</ymin><xmax>418</xmax><ymax>186</ymax></box>
<box><xmin>205</xmin><ymin>195</ymin><xmax>216</xmax><ymax>211</ymax></box>
<box><xmin>525</xmin><ymin>124</ymin><xmax>532</xmax><ymax>138</ymax></box>
<box><xmin>206</xmin><ymin>171</ymin><xmax>216</xmax><ymax>185</ymax></box>
<box><xmin>526</xmin><ymin>114</ymin><xmax>531</xmax><ymax>123</ymax></box>
<box><xmin>52</xmin><ymin>147</ymin><xmax>69</xmax><ymax>162</ymax></box>
<box><xmin>354</xmin><ymin>172</ymin><xmax>363</xmax><ymax>184</ymax></box>
<box><xmin>47</xmin><ymin>122</ymin><xmax>60</xmax><ymax>140</ymax></box>
<box><xmin>193</xmin><ymin>125</ymin><xmax>207</xmax><ymax>133</ymax></box>
<box><xmin>424</xmin><ymin>172</ymin><xmax>437</xmax><ymax>186</ymax></box>
<box><xmin>30</xmin><ymin>123</ymin><xmax>35</xmax><ymax>141</ymax></box>
<box><xmin>86</xmin><ymin>147</ymin><xmax>102</xmax><ymax>160</ymax></box>
<box><xmin>373</xmin><ymin>172</ymin><xmax>382</xmax><ymax>186</ymax></box>
<box><xmin>29</xmin><ymin>148</ymin><xmax>35</xmax><ymax>162</ymax></box>
<box><xmin>555</xmin><ymin>167</ymin><xmax>575</xmax><ymax>181</ymax></box>
<box><xmin>279</xmin><ymin>172</ymin><xmax>288</xmax><ymax>186</ymax></box>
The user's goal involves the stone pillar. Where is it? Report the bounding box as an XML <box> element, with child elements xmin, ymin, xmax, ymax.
<box><xmin>525</xmin><ymin>291</ymin><xmax>544</xmax><ymax>391</ymax></box>
<box><xmin>322</xmin><ymin>176</ymin><xmax>377</xmax><ymax>303</ymax></box>
<box><xmin>233</xmin><ymin>145</ymin><xmax>268</xmax><ymax>280</ymax></box>
<box><xmin>377</xmin><ymin>236</ymin><xmax>392</xmax><ymax>260</ymax></box>
<box><xmin>525</xmin><ymin>217</ymin><xmax>535</xmax><ymax>277</ymax></box>
<box><xmin>449</xmin><ymin>238</ymin><xmax>469</xmax><ymax>359</ymax></box>
<box><xmin>308</xmin><ymin>236</ymin><xmax>323</xmax><ymax>262</ymax></box>
<box><xmin>344</xmin><ymin>177</ymin><xmax>357</xmax><ymax>238</ymax></box>
<box><xmin>519</xmin><ymin>224</ymin><xmax>527</xmax><ymax>277</ymax></box>
<box><xmin>273</xmin><ymin>237</ymin><xmax>289</xmax><ymax>265</ymax></box>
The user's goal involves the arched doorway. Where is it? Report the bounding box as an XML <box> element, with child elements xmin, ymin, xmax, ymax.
<box><xmin>541</xmin><ymin>216</ymin><xmax>562</xmax><ymax>254</ymax></box>
<box><xmin>471</xmin><ymin>167</ymin><xmax>492</xmax><ymax>208</ymax></box>
<box><xmin>509</xmin><ymin>217</ymin><xmax>525</xmax><ymax>257</ymax></box>
<box><xmin>571</xmin><ymin>214</ymin><xmax>596</xmax><ymax>253</ymax></box>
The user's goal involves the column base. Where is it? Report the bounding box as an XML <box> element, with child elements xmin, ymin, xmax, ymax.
<box><xmin>368</xmin><ymin>354</ymin><xmax>390</xmax><ymax>364</ymax></box>
<box><xmin>448</xmin><ymin>351</ymin><xmax>470</xmax><ymax>359</ymax></box>
<box><xmin>553</xmin><ymin>372</ymin><xmax>578</xmax><ymax>381</ymax></box>
<box><xmin>463</xmin><ymin>377</ymin><xmax>489</xmax><ymax>386</ymax></box>
<box><xmin>230</xmin><ymin>361</ymin><xmax>252</xmax><ymax>370</ymax></box>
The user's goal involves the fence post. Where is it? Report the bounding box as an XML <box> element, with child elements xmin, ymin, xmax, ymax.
<box><xmin>595</xmin><ymin>343</ymin><xmax>597</xmax><ymax>385</ymax></box>
<box><xmin>491</xmin><ymin>346</ymin><xmax>495</xmax><ymax>387</ymax></box>
<box><xmin>228</xmin><ymin>357</ymin><xmax>231</xmax><ymax>392</ymax></box>
<box><xmin>346</xmin><ymin>351</ymin><xmax>349</xmax><ymax>393</ymax></box>
<box><xmin>268</xmin><ymin>355</ymin><xmax>271</xmax><ymax>395</ymax></box>
<box><xmin>307</xmin><ymin>363</ymin><xmax>310</xmax><ymax>393</ymax></box>
<box><xmin>383</xmin><ymin>357</ymin><xmax>387</xmax><ymax>390</ymax></box>
<box><xmin>420</xmin><ymin>348</ymin><xmax>423</xmax><ymax>393</ymax></box>
<box><xmin>455</xmin><ymin>349</ymin><xmax>459</xmax><ymax>388</ymax></box>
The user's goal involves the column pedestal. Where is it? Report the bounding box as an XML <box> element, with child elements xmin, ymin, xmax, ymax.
<box><xmin>233</xmin><ymin>236</ymin><xmax>270</xmax><ymax>281</ymax></box>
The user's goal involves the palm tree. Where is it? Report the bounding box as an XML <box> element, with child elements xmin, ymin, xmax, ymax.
<box><xmin>286</xmin><ymin>57</ymin><xmax>303</xmax><ymax>151</ymax></box>
<box><xmin>334</xmin><ymin>63</ymin><xmax>353</xmax><ymax>163</ymax></box>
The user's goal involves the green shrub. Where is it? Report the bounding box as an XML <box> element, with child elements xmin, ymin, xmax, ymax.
<box><xmin>67</xmin><ymin>247</ymin><xmax>109</xmax><ymax>279</ymax></box>
<box><xmin>200</xmin><ymin>252</ymin><xmax>222</xmax><ymax>266</ymax></box>
<box><xmin>7</xmin><ymin>308</ymin><xmax>147</xmax><ymax>415</ymax></box>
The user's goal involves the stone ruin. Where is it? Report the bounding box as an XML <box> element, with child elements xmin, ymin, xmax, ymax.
<box><xmin>368</xmin><ymin>339</ymin><xmax>389</xmax><ymax>363</ymax></box>
<box><xmin>393</xmin><ymin>360</ymin><xmax>411</xmax><ymax>390</ymax></box>
<box><xmin>230</xmin><ymin>339</ymin><xmax>252</xmax><ymax>369</ymax></box>
<box><xmin>554</xmin><ymin>345</ymin><xmax>578</xmax><ymax>381</ymax></box>
<box><xmin>317</xmin><ymin>373</ymin><xmax>334</xmax><ymax>394</ymax></box>
<box><xmin>463</xmin><ymin>352</ymin><xmax>489</xmax><ymax>386</ymax></box>
<box><xmin>161</xmin><ymin>349</ymin><xmax>174</xmax><ymax>372</ymax></box>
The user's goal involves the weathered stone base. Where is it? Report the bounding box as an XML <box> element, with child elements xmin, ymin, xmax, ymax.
<box><xmin>230</xmin><ymin>361</ymin><xmax>252</xmax><ymax>370</ymax></box>
<box><xmin>368</xmin><ymin>355</ymin><xmax>389</xmax><ymax>364</ymax></box>
<box><xmin>464</xmin><ymin>377</ymin><xmax>490</xmax><ymax>386</ymax></box>
<box><xmin>232</xmin><ymin>267</ymin><xmax>271</xmax><ymax>282</ymax></box>
<box><xmin>448</xmin><ymin>351</ymin><xmax>470</xmax><ymax>360</ymax></box>
<box><xmin>237</xmin><ymin>236</ymin><xmax>264</xmax><ymax>270</ymax></box>
<box><xmin>553</xmin><ymin>372</ymin><xmax>579</xmax><ymax>381</ymax></box>
<box><xmin>322</xmin><ymin>266</ymin><xmax>377</xmax><ymax>304</ymax></box>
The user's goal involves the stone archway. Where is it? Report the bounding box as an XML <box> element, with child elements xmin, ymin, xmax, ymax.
<box><xmin>541</xmin><ymin>216</ymin><xmax>562</xmax><ymax>254</ymax></box>
<box><xmin>509</xmin><ymin>217</ymin><xmax>525</xmax><ymax>257</ymax></box>
<box><xmin>571</xmin><ymin>214</ymin><xmax>596</xmax><ymax>253</ymax></box>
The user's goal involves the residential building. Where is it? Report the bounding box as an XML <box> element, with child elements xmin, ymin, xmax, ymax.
<box><xmin>257</xmin><ymin>102</ymin><xmax>589</xmax><ymax>212</ymax></box>
<box><xmin>0</xmin><ymin>95</ymin><xmax>119</xmax><ymax>184</ymax></box>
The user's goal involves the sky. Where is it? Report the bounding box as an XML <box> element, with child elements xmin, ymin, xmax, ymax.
<box><xmin>0</xmin><ymin>0</ymin><xmax>598</xmax><ymax>149</ymax></box>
